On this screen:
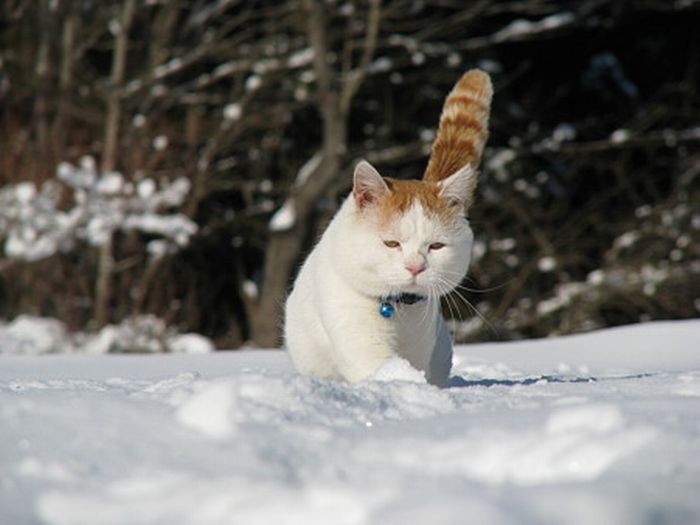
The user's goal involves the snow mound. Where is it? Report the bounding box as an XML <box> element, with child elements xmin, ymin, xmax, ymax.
<box><xmin>176</xmin><ymin>379</ymin><xmax>238</xmax><ymax>439</ymax></box>
<box><xmin>355</xmin><ymin>403</ymin><xmax>655</xmax><ymax>487</ymax></box>
<box><xmin>372</xmin><ymin>357</ymin><xmax>427</xmax><ymax>383</ymax></box>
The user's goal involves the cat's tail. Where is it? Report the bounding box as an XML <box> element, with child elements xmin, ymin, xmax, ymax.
<box><xmin>423</xmin><ymin>69</ymin><xmax>493</xmax><ymax>185</ymax></box>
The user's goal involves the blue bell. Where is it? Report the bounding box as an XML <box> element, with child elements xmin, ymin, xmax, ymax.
<box><xmin>379</xmin><ymin>302</ymin><xmax>395</xmax><ymax>318</ymax></box>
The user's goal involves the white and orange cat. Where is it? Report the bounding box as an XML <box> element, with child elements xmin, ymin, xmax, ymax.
<box><xmin>285</xmin><ymin>70</ymin><xmax>492</xmax><ymax>386</ymax></box>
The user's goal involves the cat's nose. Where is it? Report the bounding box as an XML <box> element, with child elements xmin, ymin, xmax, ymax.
<box><xmin>405</xmin><ymin>263</ymin><xmax>426</xmax><ymax>277</ymax></box>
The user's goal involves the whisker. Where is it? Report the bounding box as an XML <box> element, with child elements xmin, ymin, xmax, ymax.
<box><xmin>433</xmin><ymin>278</ymin><xmax>462</xmax><ymax>338</ymax></box>
<box><xmin>442</xmin><ymin>283</ymin><xmax>461</xmax><ymax>338</ymax></box>
<box><xmin>446</xmin><ymin>284</ymin><xmax>499</xmax><ymax>339</ymax></box>
<box><xmin>438</xmin><ymin>269</ymin><xmax>513</xmax><ymax>294</ymax></box>
<box><xmin>454</xmin><ymin>280</ymin><xmax>514</xmax><ymax>294</ymax></box>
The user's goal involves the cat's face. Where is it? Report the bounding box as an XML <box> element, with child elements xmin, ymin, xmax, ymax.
<box><xmin>340</xmin><ymin>161</ymin><xmax>475</xmax><ymax>298</ymax></box>
<box><xmin>370</xmin><ymin>197</ymin><xmax>473</xmax><ymax>298</ymax></box>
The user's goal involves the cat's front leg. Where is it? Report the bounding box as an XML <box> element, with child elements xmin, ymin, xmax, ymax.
<box><xmin>321</xmin><ymin>303</ymin><xmax>398</xmax><ymax>383</ymax></box>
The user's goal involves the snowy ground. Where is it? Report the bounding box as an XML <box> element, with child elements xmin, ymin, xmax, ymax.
<box><xmin>1</xmin><ymin>320</ymin><xmax>699</xmax><ymax>525</ymax></box>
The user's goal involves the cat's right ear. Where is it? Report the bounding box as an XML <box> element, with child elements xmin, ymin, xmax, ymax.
<box><xmin>439</xmin><ymin>163</ymin><xmax>477</xmax><ymax>210</ymax></box>
<box><xmin>353</xmin><ymin>160</ymin><xmax>388</xmax><ymax>209</ymax></box>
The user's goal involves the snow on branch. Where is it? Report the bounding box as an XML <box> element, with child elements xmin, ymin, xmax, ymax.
<box><xmin>0</xmin><ymin>157</ymin><xmax>197</xmax><ymax>264</ymax></box>
<box><xmin>269</xmin><ymin>200</ymin><xmax>296</xmax><ymax>232</ymax></box>
<box><xmin>493</xmin><ymin>12</ymin><xmax>575</xmax><ymax>42</ymax></box>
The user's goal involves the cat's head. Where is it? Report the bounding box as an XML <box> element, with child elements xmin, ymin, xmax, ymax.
<box><xmin>335</xmin><ymin>70</ymin><xmax>491</xmax><ymax>299</ymax></box>
<box><xmin>336</xmin><ymin>160</ymin><xmax>475</xmax><ymax>299</ymax></box>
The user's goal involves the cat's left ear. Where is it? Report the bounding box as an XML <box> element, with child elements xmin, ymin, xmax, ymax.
<box><xmin>438</xmin><ymin>164</ymin><xmax>478</xmax><ymax>211</ymax></box>
<box><xmin>353</xmin><ymin>160</ymin><xmax>388</xmax><ymax>209</ymax></box>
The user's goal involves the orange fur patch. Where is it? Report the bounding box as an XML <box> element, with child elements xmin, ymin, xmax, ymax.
<box><xmin>373</xmin><ymin>178</ymin><xmax>459</xmax><ymax>226</ymax></box>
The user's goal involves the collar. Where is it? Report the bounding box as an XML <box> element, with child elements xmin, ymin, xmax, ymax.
<box><xmin>384</xmin><ymin>293</ymin><xmax>426</xmax><ymax>305</ymax></box>
<box><xmin>378</xmin><ymin>293</ymin><xmax>427</xmax><ymax>318</ymax></box>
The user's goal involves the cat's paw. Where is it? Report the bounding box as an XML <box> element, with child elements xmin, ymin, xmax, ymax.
<box><xmin>372</xmin><ymin>357</ymin><xmax>427</xmax><ymax>384</ymax></box>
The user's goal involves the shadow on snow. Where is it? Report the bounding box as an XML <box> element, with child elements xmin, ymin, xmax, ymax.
<box><xmin>448</xmin><ymin>373</ymin><xmax>656</xmax><ymax>389</ymax></box>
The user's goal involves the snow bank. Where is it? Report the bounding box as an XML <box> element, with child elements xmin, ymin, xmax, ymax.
<box><xmin>0</xmin><ymin>315</ymin><xmax>214</xmax><ymax>355</ymax></box>
<box><xmin>1</xmin><ymin>320</ymin><xmax>699</xmax><ymax>524</ymax></box>
<box><xmin>0</xmin><ymin>315</ymin><xmax>67</xmax><ymax>355</ymax></box>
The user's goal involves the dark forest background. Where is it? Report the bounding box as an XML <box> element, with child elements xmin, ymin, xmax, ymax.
<box><xmin>1</xmin><ymin>0</ymin><xmax>698</xmax><ymax>349</ymax></box>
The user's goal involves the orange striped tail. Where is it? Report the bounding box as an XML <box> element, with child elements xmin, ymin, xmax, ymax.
<box><xmin>423</xmin><ymin>70</ymin><xmax>493</xmax><ymax>185</ymax></box>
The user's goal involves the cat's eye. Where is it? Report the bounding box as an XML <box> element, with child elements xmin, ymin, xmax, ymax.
<box><xmin>383</xmin><ymin>240</ymin><xmax>400</xmax><ymax>248</ymax></box>
<box><xmin>429</xmin><ymin>242</ymin><xmax>446</xmax><ymax>251</ymax></box>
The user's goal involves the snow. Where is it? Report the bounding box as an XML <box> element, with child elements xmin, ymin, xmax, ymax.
<box><xmin>123</xmin><ymin>214</ymin><xmax>196</xmax><ymax>245</ymax></box>
<box><xmin>1</xmin><ymin>158</ymin><xmax>196</xmax><ymax>262</ymax></box>
<box><xmin>486</xmin><ymin>148</ymin><xmax>516</xmax><ymax>182</ymax></box>
<box><xmin>176</xmin><ymin>379</ymin><xmax>239</xmax><ymax>439</ymax></box>
<box><xmin>299</xmin><ymin>70</ymin><xmax>315</xmax><ymax>84</ymax></box>
<box><xmin>552</xmin><ymin>122</ymin><xmax>576</xmax><ymax>142</ymax></box>
<box><xmin>154</xmin><ymin>58</ymin><xmax>183</xmax><ymax>79</ymax></box>
<box><xmin>446</xmin><ymin>52</ymin><xmax>461</xmax><ymax>67</ymax></box>
<box><xmin>212</xmin><ymin>60</ymin><xmax>238</xmax><ymax>78</ymax></box>
<box><xmin>367</xmin><ymin>57</ymin><xmax>393</xmax><ymax>74</ymax></box>
<box><xmin>1</xmin><ymin>320</ymin><xmax>700</xmax><ymax>524</ymax></box>
<box><xmin>537</xmin><ymin>282</ymin><xmax>586</xmax><ymax>316</ymax></box>
<box><xmin>253</xmin><ymin>58</ymin><xmax>281</xmax><ymax>74</ymax></box>
<box><xmin>168</xmin><ymin>334</ymin><xmax>215</xmax><ymax>355</ymax></box>
<box><xmin>223</xmin><ymin>103</ymin><xmax>242</xmax><ymax>121</ymax></box>
<box><xmin>287</xmin><ymin>47</ymin><xmax>314</xmax><ymax>69</ymax></box>
<box><xmin>614</xmin><ymin>230</ymin><xmax>640</xmax><ymax>248</ymax></box>
<box><xmin>490</xmin><ymin>237</ymin><xmax>516</xmax><ymax>251</ymax></box>
<box><xmin>294</xmin><ymin>152</ymin><xmax>322</xmax><ymax>186</ymax></box>
<box><xmin>418</xmin><ymin>128</ymin><xmax>435</xmax><ymax>142</ymax></box>
<box><xmin>493</xmin><ymin>12</ymin><xmax>575</xmax><ymax>42</ymax></box>
<box><xmin>269</xmin><ymin>200</ymin><xmax>296</xmax><ymax>232</ymax></box>
<box><xmin>107</xmin><ymin>19</ymin><xmax>121</xmax><ymax>37</ymax></box>
<box><xmin>537</xmin><ymin>256</ymin><xmax>557</xmax><ymax>272</ymax></box>
<box><xmin>152</xmin><ymin>135</ymin><xmax>169</xmax><ymax>151</ymax></box>
<box><xmin>137</xmin><ymin>178</ymin><xmax>156</xmax><ymax>199</ymax></box>
<box><xmin>610</xmin><ymin>129</ymin><xmax>630</xmax><ymax>144</ymax></box>
<box><xmin>245</xmin><ymin>75</ymin><xmax>262</xmax><ymax>91</ymax></box>
<box><xmin>0</xmin><ymin>316</ymin><xmax>66</xmax><ymax>355</ymax></box>
<box><xmin>373</xmin><ymin>357</ymin><xmax>427</xmax><ymax>383</ymax></box>
<box><xmin>0</xmin><ymin>315</ymin><xmax>214</xmax><ymax>355</ymax></box>
<box><xmin>242</xmin><ymin>279</ymin><xmax>259</xmax><ymax>300</ymax></box>
<box><xmin>411</xmin><ymin>52</ymin><xmax>426</xmax><ymax>66</ymax></box>
<box><xmin>96</xmin><ymin>172</ymin><xmax>124</xmax><ymax>195</ymax></box>
<box><xmin>132</xmin><ymin>114</ymin><xmax>146</xmax><ymax>128</ymax></box>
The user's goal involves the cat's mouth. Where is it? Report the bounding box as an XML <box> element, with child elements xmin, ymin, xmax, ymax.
<box><xmin>384</xmin><ymin>271</ymin><xmax>435</xmax><ymax>296</ymax></box>
<box><xmin>399</xmin><ymin>279</ymin><xmax>427</xmax><ymax>295</ymax></box>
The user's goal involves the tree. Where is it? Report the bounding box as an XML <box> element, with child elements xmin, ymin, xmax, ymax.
<box><xmin>0</xmin><ymin>0</ymin><xmax>698</xmax><ymax>346</ymax></box>
<box><xmin>249</xmin><ymin>0</ymin><xmax>381</xmax><ymax>346</ymax></box>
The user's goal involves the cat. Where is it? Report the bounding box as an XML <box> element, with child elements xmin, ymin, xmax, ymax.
<box><xmin>284</xmin><ymin>69</ymin><xmax>493</xmax><ymax>387</ymax></box>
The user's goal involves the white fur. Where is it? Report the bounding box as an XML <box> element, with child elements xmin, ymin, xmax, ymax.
<box><xmin>438</xmin><ymin>164</ymin><xmax>475</xmax><ymax>206</ymax></box>
<box><xmin>284</xmin><ymin>162</ymin><xmax>474</xmax><ymax>387</ymax></box>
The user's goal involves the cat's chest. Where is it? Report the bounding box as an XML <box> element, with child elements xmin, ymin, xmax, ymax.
<box><xmin>391</xmin><ymin>302</ymin><xmax>440</xmax><ymax>339</ymax></box>
<box><xmin>389</xmin><ymin>303</ymin><xmax>441</xmax><ymax>368</ymax></box>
